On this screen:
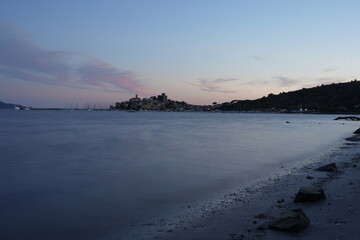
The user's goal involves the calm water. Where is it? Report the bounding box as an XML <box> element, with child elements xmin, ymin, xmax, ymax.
<box><xmin>0</xmin><ymin>111</ymin><xmax>357</xmax><ymax>240</ymax></box>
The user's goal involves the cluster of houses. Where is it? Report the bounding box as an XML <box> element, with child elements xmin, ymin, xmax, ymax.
<box><xmin>110</xmin><ymin>93</ymin><xmax>217</xmax><ymax>111</ymax></box>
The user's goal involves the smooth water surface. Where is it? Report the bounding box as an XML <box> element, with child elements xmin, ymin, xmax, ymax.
<box><xmin>0</xmin><ymin>111</ymin><xmax>357</xmax><ymax>239</ymax></box>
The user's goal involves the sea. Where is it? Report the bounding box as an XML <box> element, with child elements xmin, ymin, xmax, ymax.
<box><xmin>0</xmin><ymin>110</ymin><xmax>358</xmax><ymax>240</ymax></box>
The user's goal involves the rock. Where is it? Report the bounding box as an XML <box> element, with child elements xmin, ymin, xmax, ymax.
<box><xmin>254</xmin><ymin>213</ymin><xmax>267</xmax><ymax>219</ymax></box>
<box><xmin>268</xmin><ymin>209</ymin><xmax>310</xmax><ymax>233</ymax></box>
<box><xmin>354</xmin><ymin>128</ymin><xmax>360</xmax><ymax>134</ymax></box>
<box><xmin>315</xmin><ymin>163</ymin><xmax>337</xmax><ymax>172</ymax></box>
<box><xmin>306</xmin><ymin>175</ymin><xmax>314</xmax><ymax>179</ymax></box>
<box><xmin>334</xmin><ymin>116</ymin><xmax>360</xmax><ymax>121</ymax></box>
<box><xmin>294</xmin><ymin>185</ymin><xmax>326</xmax><ymax>202</ymax></box>
<box><xmin>346</xmin><ymin>136</ymin><xmax>360</xmax><ymax>142</ymax></box>
<box><xmin>256</xmin><ymin>224</ymin><xmax>267</xmax><ymax>231</ymax></box>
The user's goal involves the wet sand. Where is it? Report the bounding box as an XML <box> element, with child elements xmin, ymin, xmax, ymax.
<box><xmin>150</xmin><ymin>133</ymin><xmax>360</xmax><ymax>240</ymax></box>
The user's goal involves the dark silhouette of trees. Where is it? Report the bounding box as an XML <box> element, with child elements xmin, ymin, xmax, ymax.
<box><xmin>221</xmin><ymin>80</ymin><xmax>360</xmax><ymax>113</ymax></box>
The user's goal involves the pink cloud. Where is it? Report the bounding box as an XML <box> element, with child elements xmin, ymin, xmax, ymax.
<box><xmin>77</xmin><ymin>59</ymin><xmax>153</xmax><ymax>96</ymax></box>
<box><xmin>0</xmin><ymin>22</ymin><xmax>152</xmax><ymax>96</ymax></box>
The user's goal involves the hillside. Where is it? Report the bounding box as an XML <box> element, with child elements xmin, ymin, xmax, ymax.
<box><xmin>220</xmin><ymin>80</ymin><xmax>360</xmax><ymax>113</ymax></box>
<box><xmin>0</xmin><ymin>101</ymin><xmax>25</xmax><ymax>109</ymax></box>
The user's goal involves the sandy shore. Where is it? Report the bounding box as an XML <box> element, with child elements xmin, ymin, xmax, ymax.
<box><xmin>145</xmin><ymin>131</ymin><xmax>360</xmax><ymax>240</ymax></box>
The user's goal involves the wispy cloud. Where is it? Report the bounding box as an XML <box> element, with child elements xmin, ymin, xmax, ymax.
<box><xmin>230</xmin><ymin>77</ymin><xmax>300</xmax><ymax>88</ymax></box>
<box><xmin>322</xmin><ymin>67</ymin><xmax>339</xmax><ymax>73</ymax></box>
<box><xmin>272</xmin><ymin>76</ymin><xmax>349</xmax><ymax>89</ymax></box>
<box><xmin>192</xmin><ymin>75</ymin><xmax>349</xmax><ymax>92</ymax></box>
<box><xmin>236</xmin><ymin>80</ymin><xmax>257</xmax><ymax>86</ymax></box>
<box><xmin>0</xmin><ymin>22</ymin><xmax>152</xmax><ymax>96</ymax></box>
<box><xmin>252</xmin><ymin>56</ymin><xmax>264</xmax><ymax>61</ymax></box>
<box><xmin>273</xmin><ymin>76</ymin><xmax>300</xmax><ymax>87</ymax></box>
<box><xmin>302</xmin><ymin>77</ymin><xmax>348</xmax><ymax>88</ymax></box>
<box><xmin>76</xmin><ymin>59</ymin><xmax>153</xmax><ymax>95</ymax></box>
<box><xmin>190</xmin><ymin>78</ymin><xmax>238</xmax><ymax>93</ymax></box>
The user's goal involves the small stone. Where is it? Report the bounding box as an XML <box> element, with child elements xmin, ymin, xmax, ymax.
<box><xmin>269</xmin><ymin>209</ymin><xmax>310</xmax><ymax>233</ymax></box>
<box><xmin>256</xmin><ymin>224</ymin><xmax>266</xmax><ymax>231</ymax></box>
<box><xmin>315</xmin><ymin>163</ymin><xmax>337</xmax><ymax>172</ymax></box>
<box><xmin>306</xmin><ymin>175</ymin><xmax>314</xmax><ymax>179</ymax></box>
<box><xmin>294</xmin><ymin>185</ymin><xmax>326</xmax><ymax>202</ymax></box>
<box><xmin>254</xmin><ymin>213</ymin><xmax>267</xmax><ymax>219</ymax></box>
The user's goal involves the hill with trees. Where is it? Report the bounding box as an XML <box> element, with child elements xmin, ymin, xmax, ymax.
<box><xmin>0</xmin><ymin>101</ymin><xmax>25</xmax><ymax>109</ymax></box>
<box><xmin>220</xmin><ymin>80</ymin><xmax>360</xmax><ymax>114</ymax></box>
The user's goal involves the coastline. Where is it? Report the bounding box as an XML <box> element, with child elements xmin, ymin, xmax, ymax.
<box><xmin>143</xmin><ymin>131</ymin><xmax>360</xmax><ymax>240</ymax></box>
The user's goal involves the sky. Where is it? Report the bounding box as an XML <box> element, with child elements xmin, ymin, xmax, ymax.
<box><xmin>0</xmin><ymin>0</ymin><xmax>359</xmax><ymax>107</ymax></box>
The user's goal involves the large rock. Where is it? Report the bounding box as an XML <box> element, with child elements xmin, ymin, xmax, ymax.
<box><xmin>354</xmin><ymin>128</ymin><xmax>360</xmax><ymax>134</ymax></box>
<box><xmin>269</xmin><ymin>209</ymin><xmax>310</xmax><ymax>233</ymax></box>
<box><xmin>334</xmin><ymin>116</ymin><xmax>360</xmax><ymax>121</ymax></box>
<box><xmin>315</xmin><ymin>163</ymin><xmax>337</xmax><ymax>172</ymax></box>
<box><xmin>346</xmin><ymin>135</ymin><xmax>360</xmax><ymax>142</ymax></box>
<box><xmin>294</xmin><ymin>185</ymin><xmax>326</xmax><ymax>202</ymax></box>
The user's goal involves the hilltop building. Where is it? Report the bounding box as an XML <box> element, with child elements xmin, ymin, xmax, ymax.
<box><xmin>157</xmin><ymin>93</ymin><xmax>168</xmax><ymax>103</ymax></box>
<box><xmin>128</xmin><ymin>94</ymin><xmax>142</xmax><ymax>110</ymax></box>
<box><xmin>129</xmin><ymin>94</ymin><xmax>141</xmax><ymax>102</ymax></box>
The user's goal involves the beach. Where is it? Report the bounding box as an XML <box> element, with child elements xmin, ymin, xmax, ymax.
<box><xmin>147</xmin><ymin>130</ymin><xmax>360</xmax><ymax>240</ymax></box>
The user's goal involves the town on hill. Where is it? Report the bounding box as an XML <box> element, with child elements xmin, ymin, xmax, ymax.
<box><xmin>109</xmin><ymin>93</ymin><xmax>212</xmax><ymax>112</ymax></box>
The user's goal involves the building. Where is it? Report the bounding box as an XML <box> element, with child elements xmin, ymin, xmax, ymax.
<box><xmin>128</xmin><ymin>94</ymin><xmax>142</xmax><ymax>110</ymax></box>
<box><xmin>157</xmin><ymin>93</ymin><xmax>168</xmax><ymax>103</ymax></box>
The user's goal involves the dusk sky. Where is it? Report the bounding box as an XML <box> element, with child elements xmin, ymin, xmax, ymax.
<box><xmin>1</xmin><ymin>0</ymin><xmax>359</xmax><ymax>107</ymax></box>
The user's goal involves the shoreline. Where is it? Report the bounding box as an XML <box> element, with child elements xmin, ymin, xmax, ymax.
<box><xmin>6</xmin><ymin>108</ymin><xmax>360</xmax><ymax>116</ymax></box>
<box><xmin>139</xmin><ymin>132</ymin><xmax>360</xmax><ymax>240</ymax></box>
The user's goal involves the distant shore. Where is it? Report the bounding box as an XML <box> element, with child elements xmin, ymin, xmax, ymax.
<box><xmin>6</xmin><ymin>108</ymin><xmax>360</xmax><ymax>115</ymax></box>
<box><xmin>146</xmin><ymin>130</ymin><xmax>360</xmax><ymax>240</ymax></box>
